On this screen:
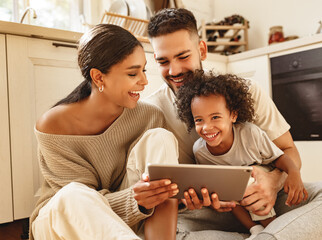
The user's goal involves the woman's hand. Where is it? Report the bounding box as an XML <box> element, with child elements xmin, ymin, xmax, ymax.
<box><xmin>181</xmin><ymin>188</ymin><xmax>236</xmax><ymax>212</ymax></box>
<box><xmin>132</xmin><ymin>174</ymin><xmax>179</xmax><ymax>210</ymax></box>
<box><xmin>284</xmin><ymin>170</ymin><xmax>308</xmax><ymax>206</ymax></box>
<box><xmin>240</xmin><ymin>166</ymin><xmax>283</xmax><ymax>216</ymax></box>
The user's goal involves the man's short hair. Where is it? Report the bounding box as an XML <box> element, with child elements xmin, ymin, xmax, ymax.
<box><xmin>148</xmin><ymin>8</ymin><xmax>198</xmax><ymax>38</ymax></box>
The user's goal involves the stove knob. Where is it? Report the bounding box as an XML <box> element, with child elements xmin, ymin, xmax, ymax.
<box><xmin>292</xmin><ymin>60</ymin><xmax>299</xmax><ymax>68</ymax></box>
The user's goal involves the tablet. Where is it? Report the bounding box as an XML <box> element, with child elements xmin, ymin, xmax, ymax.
<box><xmin>148</xmin><ymin>164</ymin><xmax>252</xmax><ymax>201</ymax></box>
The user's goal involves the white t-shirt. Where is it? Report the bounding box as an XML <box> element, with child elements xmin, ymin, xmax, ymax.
<box><xmin>144</xmin><ymin>80</ymin><xmax>290</xmax><ymax>164</ymax></box>
<box><xmin>193</xmin><ymin>122</ymin><xmax>284</xmax><ymax>166</ymax></box>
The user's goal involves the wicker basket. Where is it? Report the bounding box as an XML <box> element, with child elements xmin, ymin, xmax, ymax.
<box><xmin>100</xmin><ymin>11</ymin><xmax>149</xmax><ymax>43</ymax></box>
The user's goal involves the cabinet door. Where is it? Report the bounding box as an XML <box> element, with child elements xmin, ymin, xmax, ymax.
<box><xmin>0</xmin><ymin>34</ymin><xmax>13</xmax><ymax>223</ymax></box>
<box><xmin>6</xmin><ymin>35</ymin><xmax>82</xmax><ymax>219</ymax></box>
<box><xmin>203</xmin><ymin>53</ymin><xmax>227</xmax><ymax>74</ymax></box>
<box><xmin>227</xmin><ymin>55</ymin><xmax>271</xmax><ymax>96</ymax></box>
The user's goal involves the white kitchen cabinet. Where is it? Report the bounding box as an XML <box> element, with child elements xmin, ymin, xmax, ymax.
<box><xmin>0</xmin><ymin>34</ymin><xmax>13</xmax><ymax>224</ymax></box>
<box><xmin>227</xmin><ymin>55</ymin><xmax>272</xmax><ymax>96</ymax></box>
<box><xmin>203</xmin><ymin>53</ymin><xmax>227</xmax><ymax>74</ymax></box>
<box><xmin>6</xmin><ymin>35</ymin><xmax>83</xmax><ymax>220</ymax></box>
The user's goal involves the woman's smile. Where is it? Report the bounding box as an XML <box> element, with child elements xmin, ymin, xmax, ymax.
<box><xmin>128</xmin><ymin>90</ymin><xmax>143</xmax><ymax>101</ymax></box>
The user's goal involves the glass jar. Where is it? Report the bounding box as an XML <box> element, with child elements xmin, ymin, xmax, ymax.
<box><xmin>269</xmin><ymin>26</ymin><xmax>285</xmax><ymax>44</ymax></box>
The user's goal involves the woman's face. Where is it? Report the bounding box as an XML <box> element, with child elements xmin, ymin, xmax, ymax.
<box><xmin>102</xmin><ymin>46</ymin><xmax>148</xmax><ymax>109</ymax></box>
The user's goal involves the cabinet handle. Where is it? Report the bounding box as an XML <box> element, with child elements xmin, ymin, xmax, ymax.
<box><xmin>52</xmin><ymin>42</ymin><xmax>78</xmax><ymax>49</ymax></box>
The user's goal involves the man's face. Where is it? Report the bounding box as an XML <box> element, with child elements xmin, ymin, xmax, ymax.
<box><xmin>150</xmin><ymin>29</ymin><xmax>207</xmax><ymax>93</ymax></box>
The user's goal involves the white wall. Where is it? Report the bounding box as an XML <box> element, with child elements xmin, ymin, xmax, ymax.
<box><xmin>213</xmin><ymin>0</ymin><xmax>322</xmax><ymax>50</ymax></box>
<box><xmin>182</xmin><ymin>0</ymin><xmax>214</xmax><ymax>27</ymax></box>
<box><xmin>296</xmin><ymin>142</ymin><xmax>322</xmax><ymax>182</ymax></box>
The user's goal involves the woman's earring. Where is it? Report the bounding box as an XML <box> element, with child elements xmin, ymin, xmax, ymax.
<box><xmin>99</xmin><ymin>85</ymin><xmax>104</xmax><ymax>92</ymax></box>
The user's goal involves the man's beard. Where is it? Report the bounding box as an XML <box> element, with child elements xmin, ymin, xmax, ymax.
<box><xmin>165</xmin><ymin>60</ymin><xmax>203</xmax><ymax>94</ymax></box>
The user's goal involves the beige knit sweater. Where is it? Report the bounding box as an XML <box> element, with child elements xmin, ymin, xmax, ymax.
<box><xmin>30</xmin><ymin>101</ymin><xmax>167</xmax><ymax>239</ymax></box>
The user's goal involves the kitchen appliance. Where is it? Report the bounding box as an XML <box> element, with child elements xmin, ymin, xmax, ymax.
<box><xmin>271</xmin><ymin>47</ymin><xmax>322</xmax><ymax>140</ymax></box>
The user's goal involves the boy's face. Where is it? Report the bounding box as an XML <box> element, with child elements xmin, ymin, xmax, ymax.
<box><xmin>150</xmin><ymin>29</ymin><xmax>207</xmax><ymax>93</ymax></box>
<box><xmin>191</xmin><ymin>94</ymin><xmax>237</xmax><ymax>155</ymax></box>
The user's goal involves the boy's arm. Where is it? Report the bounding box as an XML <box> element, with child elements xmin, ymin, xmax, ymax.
<box><xmin>274</xmin><ymin>153</ymin><xmax>308</xmax><ymax>206</ymax></box>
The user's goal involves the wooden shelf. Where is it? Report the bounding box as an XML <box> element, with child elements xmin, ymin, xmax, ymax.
<box><xmin>200</xmin><ymin>20</ymin><xmax>249</xmax><ymax>54</ymax></box>
<box><xmin>100</xmin><ymin>11</ymin><xmax>149</xmax><ymax>43</ymax></box>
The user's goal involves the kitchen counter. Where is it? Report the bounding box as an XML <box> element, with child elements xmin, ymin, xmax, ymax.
<box><xmin>0</xmin><ymin>20</ymin><xmax>154</xmax><ymax>54</ymax></box>
<box><xmin>0</xmin><ymin>20</ymin><xmax>82</xmax><ymax>43</ymax></box>
<box><xmin>2</xmin><ymin>20</ymin><xmax>322</xmax><ymax>61</ymax></box>
<box><xmin>228</xmin><ymin>33</ymin><xmax>322</xmax><ymax>62</ymax></box>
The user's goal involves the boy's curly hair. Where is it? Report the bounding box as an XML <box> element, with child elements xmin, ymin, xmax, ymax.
<box><xmin>176</xmin><ymin>70</ymin><xmax>255</xmax><ymax>132</ymax></box>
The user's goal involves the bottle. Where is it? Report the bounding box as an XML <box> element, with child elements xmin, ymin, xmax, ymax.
<box><xmin>269</xmin><ymin>26</ymin><xmax>285</xmax><ymax>44</ymax></box>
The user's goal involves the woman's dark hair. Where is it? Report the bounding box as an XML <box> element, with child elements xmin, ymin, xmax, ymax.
<box><xmin>54</xmin><ymin>24</ymin><xmax>142</xmax><ymax>107</ymax></box>
<box><xmin>148</xmin><ymin>8</ymin><xmax>198</xmax><ymax>38</ymax></box>
<box><xmin>176</xmin><ymin>70</ymin><xmax>255</xmax><ymax>132</ymax></box>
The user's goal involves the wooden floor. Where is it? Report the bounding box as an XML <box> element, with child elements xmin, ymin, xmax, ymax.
<box><xmin>0</xmin><ymin>218</ymin><xmax>28</xmax><ymax>240</ymax></box>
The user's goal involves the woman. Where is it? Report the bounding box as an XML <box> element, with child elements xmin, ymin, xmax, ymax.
<box><xmin>30</xmin><ymin>24</ymin><xmax>179</xmax><ymax>240</ymax></box>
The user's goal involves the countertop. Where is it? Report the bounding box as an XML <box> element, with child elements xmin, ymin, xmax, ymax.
<box><xmin>2</xmin><ymin>20</ymin><xmax>322</xmax><ymax>61</ymax></box>
<box><xmin>0</xmin><ymin>20</ymin><xmax>154</xmax><ymax>53</ymax></box>
<box><xmin>227</xmin><ymin>33</ymin><xmax>322</xmax><ymax>62</ymax></box>
<box><xmin>0</xmin><ymin>20</ymin><xmax>82</xmax><ymax>43</ymax></box>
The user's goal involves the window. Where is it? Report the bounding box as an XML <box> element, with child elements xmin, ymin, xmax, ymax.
<box><xmin>29</xmin><ymin>0</ymin><xmax>82</xmax><ymax>31</ymax></box>
<box><xmin>0</xmin><ymin>0</ymin><xmax>85</xmax><ymax>32</ymax></box>
<box><xmin>0</xmin><ymin>0</ymin><xmax>24</xmax><ymax>22</ymax></box>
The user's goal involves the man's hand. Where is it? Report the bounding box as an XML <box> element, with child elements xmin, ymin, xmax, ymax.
<box><xmin>133</xmin><ymin>174</ymin><xmax>179</xmax><ymax>209</ymax></box>
<box><xmin>181</xmin><ymin>188</ymin><xmax>236</xmax><ymax>211</ymax></box>
<box><xmin>240</xmin><ymin>166</ymin><xmax>285</xmax><ymax>216</ymax></box>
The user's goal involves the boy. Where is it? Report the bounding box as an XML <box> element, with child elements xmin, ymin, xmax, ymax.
<box><xmin>176</xmin><ymin>71</ymin><xmax>308</xmax><ymax>239</ymax></box>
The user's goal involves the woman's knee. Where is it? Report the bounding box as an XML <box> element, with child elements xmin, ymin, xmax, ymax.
<box><xmin>144</xmin><ymin>128</ymin><xmax>179</xmax><ymax>154</ymax></box>
<box><xmin>144</xmin><ymin>128</ymin><xmax>178</xmax><ymax>145</ymax></box>
<box><xmin>126</xmin><ymin>128</ymin><xmax>179</xmax><ymax>180</ymax></box>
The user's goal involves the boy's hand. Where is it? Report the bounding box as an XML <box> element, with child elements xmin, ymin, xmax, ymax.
<box><xmin>132</xmin><ymin>173</ymin><xmax>179</xmax><ymax>209</ymax></box>
<box><xmin>181</xmin><ymin>188</ymin><xmax>236</xmax><ymax>211</ymax></box>
<box><xmin>284</xmin><ymin>170</ymin><xmax>308</xmax><ymax>206</ymax></box>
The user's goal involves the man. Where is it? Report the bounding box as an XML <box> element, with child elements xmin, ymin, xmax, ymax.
<box><xmin>145</xmin><ymin>8</ymin><xmax>322</xmax><ymax>240</ymax></box>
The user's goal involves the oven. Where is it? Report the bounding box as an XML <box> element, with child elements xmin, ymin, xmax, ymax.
<box><xmin>271</xmin><ymin>47</ymin><xmax>322</xmax><ymax>141</ymax></box>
